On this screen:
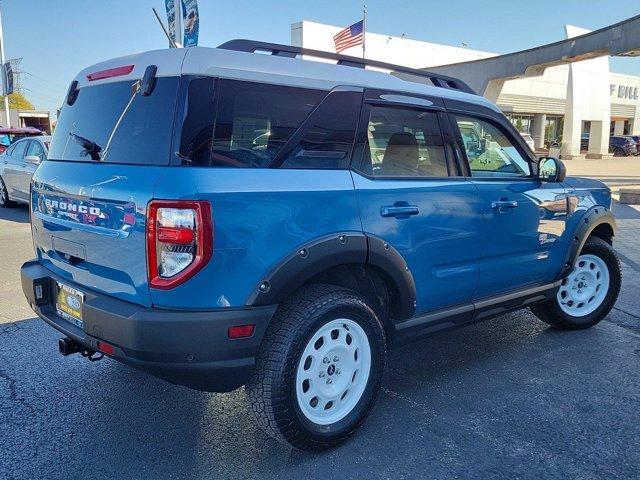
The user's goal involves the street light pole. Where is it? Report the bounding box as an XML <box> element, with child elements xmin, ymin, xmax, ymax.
<box><xmin>0</xmin><ymin>5</ymin><xmax>10</xmax><ymax>127</ymax></box>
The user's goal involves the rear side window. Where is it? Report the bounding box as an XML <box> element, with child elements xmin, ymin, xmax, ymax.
<box><xmin>177</xmin><ymin>79</ymin><xmax>341</xmax><ymax>168</ymax></box>
<box><xmin>276</xmin><ymin>89</ymin><xmax>361</xmax><ymax>169</ymax></box>
<box><xmin>49</xmin><ymin>77</ymin><xmax>180</xmax><ymax>165</ymax></box>
<box><xmin>210</xmin><ymin>80</ymin><xmax>325</xmax><ymax>168</ymax></box>
<box><xmin>10</xmin><ymin>140</ymin><xmax>27</xmax><ymax>158</ymax></box>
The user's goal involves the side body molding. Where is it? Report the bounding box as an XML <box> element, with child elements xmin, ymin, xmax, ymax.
<box><xmin>557</xmin><ymin>206</ymin><xmax>616</xmax><ymax>280</ymax></box>
<box><xmin>246</xmin><ymin>233</ymin><xmax>417</xmax><ymax>319</ymax></box>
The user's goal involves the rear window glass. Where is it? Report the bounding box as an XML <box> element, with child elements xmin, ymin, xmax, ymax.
<box><xmin>49</xmin><ymin>77</ymin><xmax>179</xmax><ymax>165</ymax></box>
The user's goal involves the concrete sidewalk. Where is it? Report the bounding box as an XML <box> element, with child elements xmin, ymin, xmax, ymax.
<box><xmin>563</xmin><ymin>157</ymin><xmax>640</xmax><ymax>187</ymax></box>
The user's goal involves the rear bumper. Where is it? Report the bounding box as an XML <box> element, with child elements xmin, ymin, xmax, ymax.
<box><xmin>21</xmin><ymin>260</ymin><xmax>277</xmax><ymax>392</ymax></box>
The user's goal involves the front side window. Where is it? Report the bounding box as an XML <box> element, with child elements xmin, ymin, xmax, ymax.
<box><xmin>362</xmin><ymin>106</ymin><xmax>448</xmax><ymax>178</ymax></box>
<box><xmin>210</xmin><ymin>80</ymin><xmax>325</xmax><ymax>168</ymax></box>
<box><xmin>26</xmin><ymin>141</ymin><xmax>45</xmax><ymax>161</ymax></box>
<box><xmin>455</xmin><ymin>115</ymin><xmax>530</xmax><ymax>177</ymax></box>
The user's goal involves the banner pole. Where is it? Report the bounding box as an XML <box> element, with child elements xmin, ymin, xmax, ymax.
<box><xmin>152</xmin><ymin>8</ymin><xmax>177</xmax><ymax>48</ymax></box>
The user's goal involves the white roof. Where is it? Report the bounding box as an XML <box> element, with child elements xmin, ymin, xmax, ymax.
<box><xmin>74</xmin><ymin>46</ymin><xmax>499</xmax><ymax>112</ymax></box>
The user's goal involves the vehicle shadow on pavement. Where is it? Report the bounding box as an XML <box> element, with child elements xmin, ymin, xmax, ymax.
<box><xmin>2</xmin><ymin>310</ymin><xmax>638</xmax><ymax>480</ymax></box>
<box><xmin>0</xmin><ymin>204</ymin><xmax>29</xmax><ymax>224</ymax></box>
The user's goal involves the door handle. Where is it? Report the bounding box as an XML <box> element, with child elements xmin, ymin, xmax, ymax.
<box><xmin>380</xmin><ymin>204</ymin><xmax>420</xmax><ymax>218</ymax></box>
<box><xmin>491</xmin><ymin>199</ymin><xmax>518</xmax><ymax>212</ymax></box>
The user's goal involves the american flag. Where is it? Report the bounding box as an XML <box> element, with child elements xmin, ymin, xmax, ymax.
<box><xmin>333</xmin><ymin>20</ymin><xmax>364</xmax><ymax>54</ymax></box>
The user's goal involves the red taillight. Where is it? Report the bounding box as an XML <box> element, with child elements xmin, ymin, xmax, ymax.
<box><xmin>97</xmin><ymin>341</ymin><xmax>115</xmax><ymax>356</ymax></box>
<box><xmin>147</xmin><ymin>200</ymin><xmax>213</xmax><ymax>290</ymax></box>
<box><xmin>228</xmin><ymin>324</ymin><xmax>256</xmax><ymax>339</ymax></box>
<box><xmin>87</xmin><ymin>65</ymin><xmax>134</xmax><ymax>82</ymax></box>
<box><xmin>157</xmin><ymin>226</ymin><xmax>194</xmax><ymax>244</ymax></box>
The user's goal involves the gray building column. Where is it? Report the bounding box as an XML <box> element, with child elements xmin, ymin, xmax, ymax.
<box><xmin>632</xmin><ymin>107</ymin><xmax>640</xmax><ymax>135</ymax></box>
<box><xmin>531</xmin><ymin>113</ymin><xmax>547</xmax><ymax>150</ymax></box>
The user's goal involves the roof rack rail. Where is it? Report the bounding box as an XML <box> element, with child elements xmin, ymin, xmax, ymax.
<box><xmin>216</xmin><ymin>39</ymin><xmax>476</xmax><ymax>95</ymax></box>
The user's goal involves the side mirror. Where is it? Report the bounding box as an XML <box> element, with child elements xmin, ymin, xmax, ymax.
<box><xmin>24</xmin><ymin>155</ymin><xmax>41</xmax><ymax>165</ymax></box>
<box><xmin>538</xmin><ymin>156</ymin><xmax>566</xmax><ymax>182</ymax></box>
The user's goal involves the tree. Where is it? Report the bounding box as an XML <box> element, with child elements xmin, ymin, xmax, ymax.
<box><xmin>514</xmin><ymin>118</ymin><xmax>524</xmax><ymax>132</ymax></box>
<box><xmin>0</xmin><ymin>92</ymin><xmax>34</xmax><ymax>110</ymax></box>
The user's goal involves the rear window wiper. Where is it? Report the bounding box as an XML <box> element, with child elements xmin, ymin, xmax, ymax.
<box><xmin>69</xmin><ymin>133</ymin><xmax>102</xmax><ymax>161</ymax></box>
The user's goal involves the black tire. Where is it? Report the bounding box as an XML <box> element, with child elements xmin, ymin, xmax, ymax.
<box><xmin>246</xmin><ymin>284</ymin><xmax>386</xmax><ymax>450</ymax></box>
<box><xmin>0</xmin><ymin>176</ymin><xmax>16</xmax><ymax>208</ymax></box>
<box><xmin>612</xmin><ymin>147</ymin><xmax>625</xmax><ymax>157</ymax></box>
<box><xmin>531</xmin><ymin>237</ymin><xmax>621</xmax><ymax>329</ymax></box>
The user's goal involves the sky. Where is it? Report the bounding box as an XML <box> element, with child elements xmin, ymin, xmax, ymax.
<box><xmin>2</xmin><ymin>0</ymin><xmax>639</xmax><ymax>115</ymax></box>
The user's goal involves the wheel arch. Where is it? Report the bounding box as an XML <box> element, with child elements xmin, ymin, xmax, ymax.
<box><xmin>557</xmin><ymin>206</ymin><xmax>616</xmax><ymax>280</ymax></box>
<box><xmin>246</xmin><ymin>233</ymin><xmax>417</xmax><ymax>321</ymax></box>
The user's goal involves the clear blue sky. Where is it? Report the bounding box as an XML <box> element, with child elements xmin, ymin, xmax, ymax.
<box><xmin>2</xmin><ymin>0</ymin><xmax>638</xmax><ymax>114</ymax></box>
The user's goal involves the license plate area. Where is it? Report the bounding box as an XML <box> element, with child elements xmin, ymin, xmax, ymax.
<box><xmin>55</xmin><ymin>282</ymin><xmax>84</xmax><ymax>329</ymax></box>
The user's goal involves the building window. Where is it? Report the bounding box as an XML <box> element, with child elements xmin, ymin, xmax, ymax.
<box><xmin>544</xmin><ymin>116</ymin><xmax>563</xmax><ymax>148</ymax></box>
<box><xmin>507</xmin><ymin>114</ymin><xmax>533</xmax><ymax>134</ymax></box>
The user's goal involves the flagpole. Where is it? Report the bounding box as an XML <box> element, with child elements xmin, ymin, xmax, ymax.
<box><xmin>362</xmin><ymin>5</ymin><xmax>367</xmax><ymax>59</ymax></box>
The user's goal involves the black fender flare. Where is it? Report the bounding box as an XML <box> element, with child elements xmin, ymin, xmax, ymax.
<box><xmin>246</xmin><ymin>232</ymin><xmax>417</xmax><ymax>319</ymax></box>
<box><xmin>557</xmin><ymin>206</ymin><xmax>616</xmax><ymax>280</ymax></box>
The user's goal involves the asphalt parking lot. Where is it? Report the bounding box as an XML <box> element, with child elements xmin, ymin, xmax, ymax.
<box><xmin>1</xmin><ymin>203</ymin><xmax>640</xmax><ymax>480</ymax></box>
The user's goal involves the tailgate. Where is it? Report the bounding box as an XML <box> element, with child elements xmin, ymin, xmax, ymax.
<box><xmin>31</xmin><ymin>161</ymin><xmax>164</xmax><ymax>307</ymax></box>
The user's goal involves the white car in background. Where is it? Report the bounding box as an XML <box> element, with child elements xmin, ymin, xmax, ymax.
<box><xmin>520</xmin><ymin>132</ymin><xmax>535</xmax><ymax>151</ymax></box>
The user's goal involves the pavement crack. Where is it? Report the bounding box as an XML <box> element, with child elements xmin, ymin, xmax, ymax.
<box><xmin>0</xmin><ymin>367</ymin><xmax>36</xmax><ymax>415</ymax></box>
<box><xmin>612</xmin><ymin>306</ymin><xmax>640</xmax><ymax>320</ymax></box>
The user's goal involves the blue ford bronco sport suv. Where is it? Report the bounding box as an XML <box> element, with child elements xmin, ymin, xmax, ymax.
<box><xmin>19</xmin><ymin>40</ymin><xmax>621</xmax><ymax>450</ymax></box>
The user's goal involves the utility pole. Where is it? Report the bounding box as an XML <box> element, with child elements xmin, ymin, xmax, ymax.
<box><xmin>0</xmin><ymin>4</ymin><xmax>10</xmax><ymax>127</ymax></box>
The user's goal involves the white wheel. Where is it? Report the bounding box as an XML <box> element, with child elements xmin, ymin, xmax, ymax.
<box><xmin>557</xmin><ymin>253</ymin><xmax>610</xmax><ymax>317</ymax></box>
<box><xmin>295</xmin><ymin>318</ymin><xmax>372</xmax><ymax>426</ymax></box>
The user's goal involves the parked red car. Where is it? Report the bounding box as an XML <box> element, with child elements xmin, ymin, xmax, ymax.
<box><xmin>0</xmin><ymin>126</ymin><xmax>44</xmax><ymax>154</ymax></box>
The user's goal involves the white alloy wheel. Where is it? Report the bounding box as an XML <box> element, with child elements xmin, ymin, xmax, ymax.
<box><xmin>295</xmin><ymin>318</ymin><xmax>372</xmax><ymax>425</ymax></box>
<box><xmin>557</xmin><ymin>254</ymin><xmax>610</xmax><ymax>317</ymax></box>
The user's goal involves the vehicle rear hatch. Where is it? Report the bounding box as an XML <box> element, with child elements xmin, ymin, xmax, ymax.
<box><xmin>30</xmin><ymin>50</ymin><xmax>186</xmax><ymax>307</ymax></box>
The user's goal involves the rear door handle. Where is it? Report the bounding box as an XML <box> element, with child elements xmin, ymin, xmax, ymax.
<box><xmin>491</xmin><ymin>199</ymin><xmax>518</xmax><ymax>212</ymax></box>
<box><xmin>380</xmin><ymin>204</ymin><xmax>420</xmax><ymax>218</ymax></box>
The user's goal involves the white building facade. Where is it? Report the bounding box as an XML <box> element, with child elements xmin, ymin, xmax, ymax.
<box><xmin>291</xmin><ymin>21</ymin><xmax>640</xmax><ymax>157</ymax></box>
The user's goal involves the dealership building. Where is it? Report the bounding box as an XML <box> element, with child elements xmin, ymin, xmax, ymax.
<box><xmin>291</xmin><ymin>21</ymin><xmax>640</xmax><ymax>156</ymax></box>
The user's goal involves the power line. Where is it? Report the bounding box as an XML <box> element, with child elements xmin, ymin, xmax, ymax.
<box><xmin>23</xmin><ymin>71</ymin><xmax>68</xmax><ymax>91</ymax></box>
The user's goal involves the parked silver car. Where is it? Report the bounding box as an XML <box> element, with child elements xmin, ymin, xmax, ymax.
<box><xmin>0</xmin><ymin>135</ymin><xmax>50</xmax><ymax>207</ymax></box>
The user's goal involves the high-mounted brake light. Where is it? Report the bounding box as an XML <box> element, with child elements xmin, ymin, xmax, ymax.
<box><xmin>147</xmin><ymin>200</ymin><xmax>213</xmax><ymax>289</ymax></box>
<box><xmin>87</xmin><ymin>65</ymin><xmax>135</xmax><ymax>82</ymax></box>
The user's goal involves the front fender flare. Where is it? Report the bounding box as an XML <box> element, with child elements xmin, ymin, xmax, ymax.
<box><xmin>557</xmin><ymin>206</ymin><xmax>616</xmax><ymax>280</ymax></box>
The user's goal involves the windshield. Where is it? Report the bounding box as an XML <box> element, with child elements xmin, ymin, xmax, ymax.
<box><xmin>49</xmin><ymin>77</ymin><xmax>179</xmax><ymax>165</ymax></box>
